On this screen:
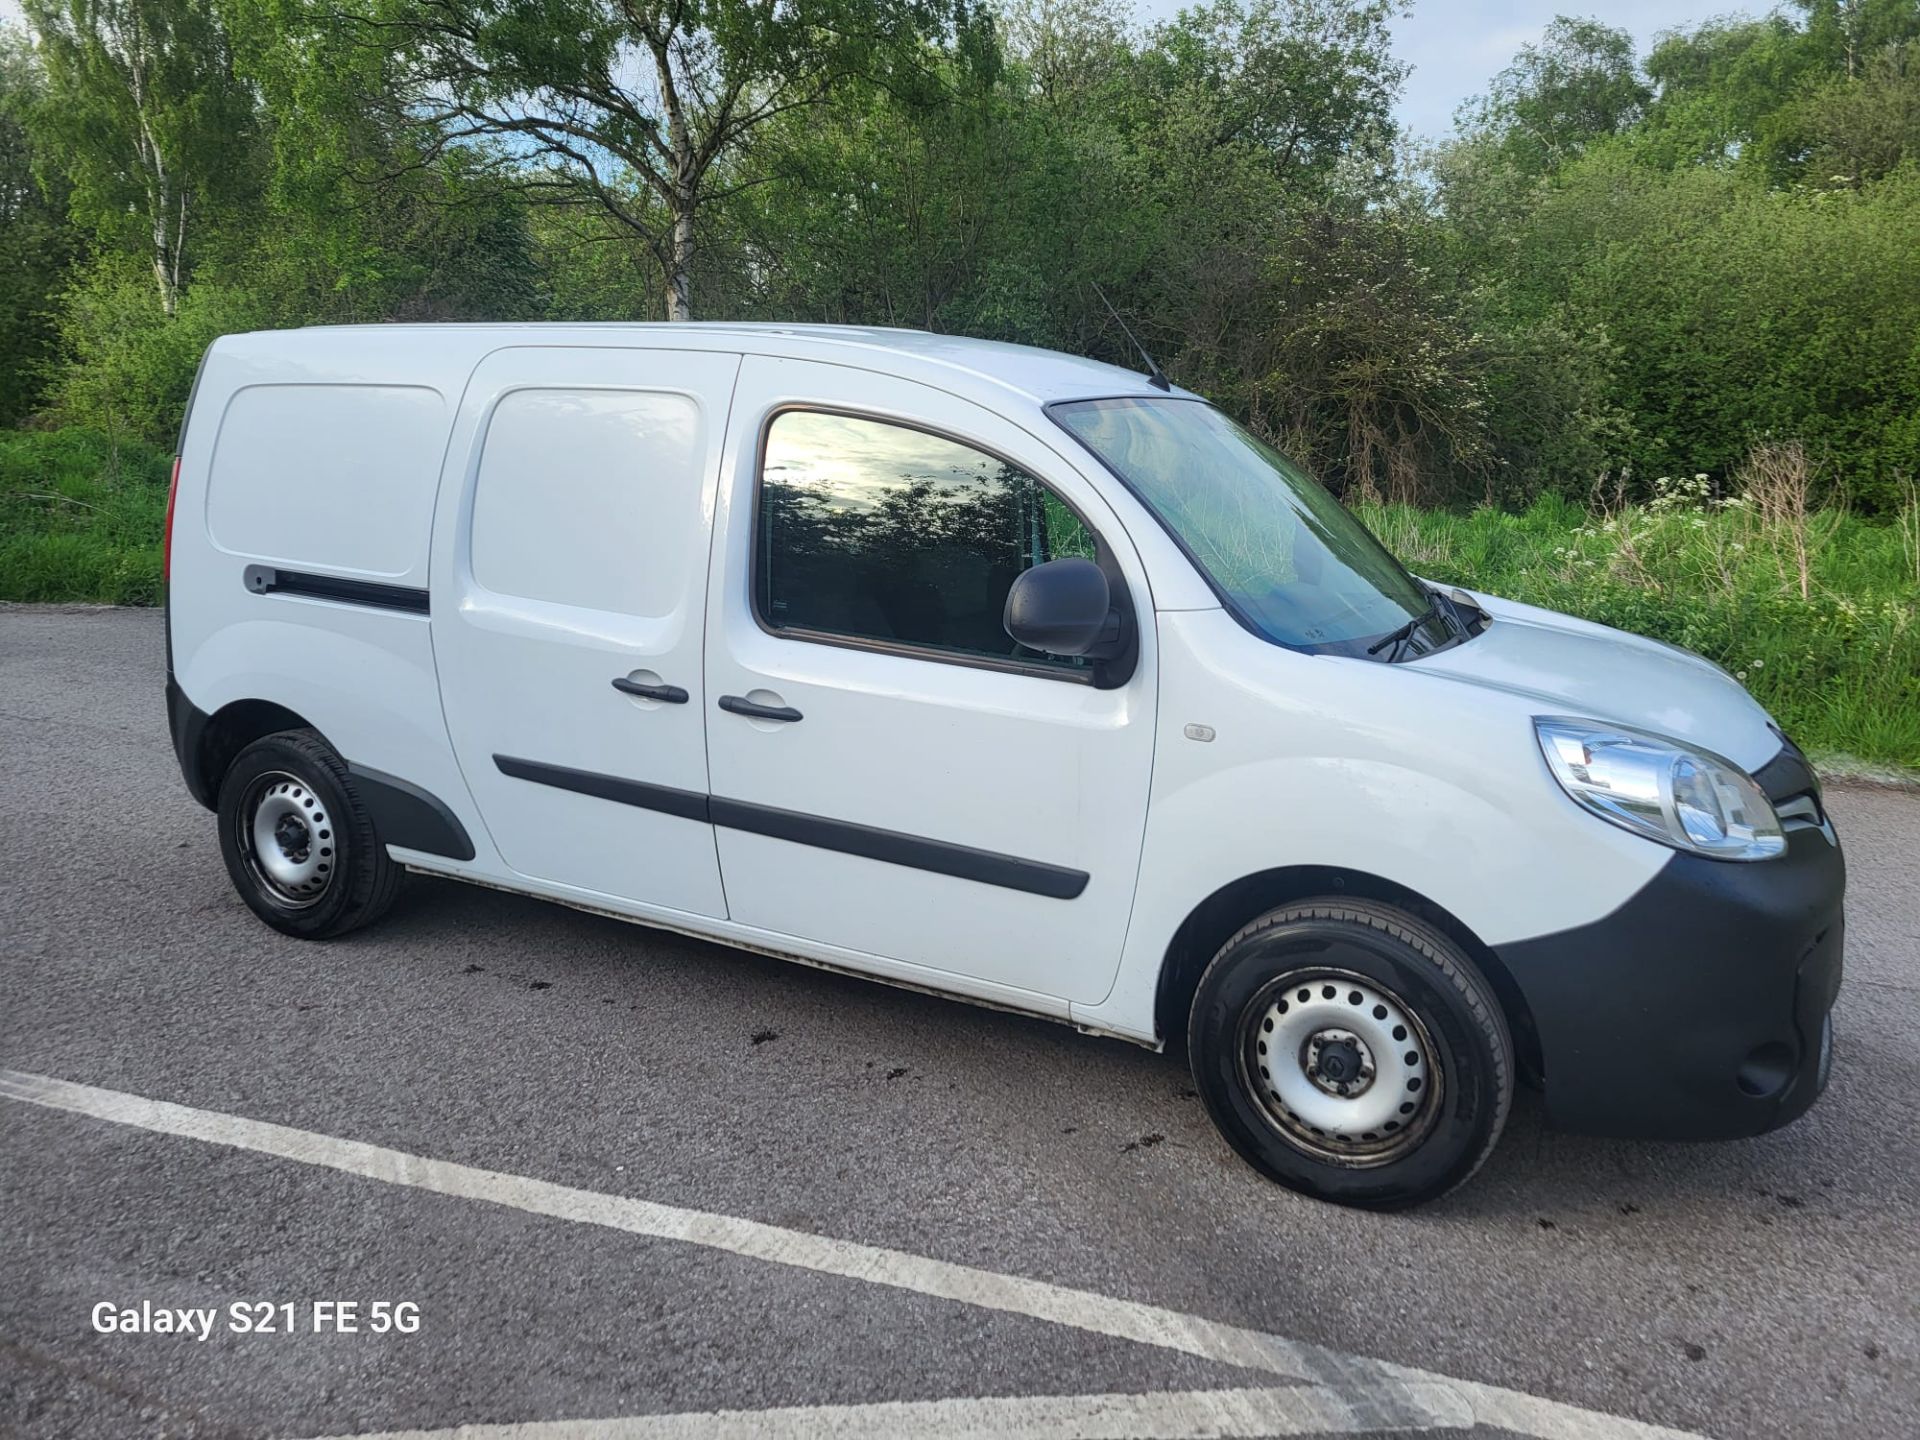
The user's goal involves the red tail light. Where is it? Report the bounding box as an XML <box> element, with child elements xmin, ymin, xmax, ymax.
<box><xmin>163</xmin><ymin>455</ymin><xmax>181</xmax><ymax>582</ymax></box>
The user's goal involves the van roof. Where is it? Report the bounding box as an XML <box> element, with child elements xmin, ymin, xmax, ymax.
<box><xmin>275</xmin><ymin>321</ymin><xmax>1192</xmax><ymax>407</ymax></box>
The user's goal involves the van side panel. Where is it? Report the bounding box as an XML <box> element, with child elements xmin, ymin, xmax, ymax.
<box><xmin>205</xmin><ymin>384</ymin><xmax>445</xmax><ymax>579</ymax></box>
<box><xmin>168</xmin><ymin>331</ymin><xmax>497</xmax><ymax>868</ymax></box>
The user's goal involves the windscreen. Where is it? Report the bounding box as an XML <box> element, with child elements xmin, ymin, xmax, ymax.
<box><xmin>1050</xmin><ymin>397</ymin><xmax>1453</xmax><ymax>658</ymax></box>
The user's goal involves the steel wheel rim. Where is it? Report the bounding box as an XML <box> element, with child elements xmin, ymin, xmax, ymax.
<box><xmin>1236</xmin><ymin>967</ymin><xmax>1444</xmax><ymax>1168</ymax></box>
<box><xmin>239</xmin><ymin>771</ymin><xmax>336</xmax><ymax>908</ymax></box>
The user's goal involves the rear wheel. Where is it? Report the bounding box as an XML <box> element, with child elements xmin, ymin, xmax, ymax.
<box><xmin>1188</xmin><ymin>898</ymin><xmax>1512</xmax><ymax>1209</ymax></box>
<box><xmin>216</xmin><ymin>728</ymin><xmax>400</xmax><ymax>940</ymax></box>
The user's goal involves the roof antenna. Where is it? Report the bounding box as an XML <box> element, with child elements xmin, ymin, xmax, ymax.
<box><xmin>1092</xmin><ymin>285</ymin><xmax>1171</xmax><ymax>391</ymax></box>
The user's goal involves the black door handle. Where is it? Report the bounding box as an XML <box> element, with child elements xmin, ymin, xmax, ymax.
<box><xmin>612</xmin><ymin>677</ymin><xmax>689</xmax><ymax>704</ymax></box>
<box><xmin>718</xmin><ymin>694</ymin><xmax>803</xmax><ymax>723</ymax></box>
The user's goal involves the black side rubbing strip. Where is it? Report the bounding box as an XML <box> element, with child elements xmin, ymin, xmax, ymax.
<box><xmin>244</xmin><ymin>564</ymin><xmax>429</xmax><ymax>615</ymax></box>
<box><xmin>493</xmin><ymin>755</ymin><xmax>712</xmax><ymax>825</ymax></box>
<box><xmin>492</xmin><ymin>758</ymin><xmax>1089</xmax><ymax>899</ymax></box>
<box><xmin>347</xmin><ymin>763</ymin><xmax>477</xmax><ymax>862</ymax></box>
<box><xmin>710</xmin><ymin>797</ymin><xmax>1089</xmax><ymax>900</ymax></box>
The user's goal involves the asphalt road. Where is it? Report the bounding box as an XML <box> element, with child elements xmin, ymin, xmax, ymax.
<box><xmin>2</xmin><ymin>605</ymin><xmax>1916</xmax><ymax>1440</ymax></box>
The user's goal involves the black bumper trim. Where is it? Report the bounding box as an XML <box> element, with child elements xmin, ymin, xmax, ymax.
<box><xmin>167</xmin><ymin>676</ymin><xmax>217</xmax><ymax>809</ymax></box>
<box><xmin>1496</xmin><ymin>826</ymin><xmax>1844</xmax><ymax>1140</ymax></box>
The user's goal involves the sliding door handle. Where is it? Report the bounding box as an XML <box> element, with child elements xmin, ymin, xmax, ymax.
<box><xmin>612</xmin><ymin>677</ymin><xmax>689</xmax><ymax>704</ymax></box>
<box><xmin>718</xmin><ymin>694</ymin><xmax>803</xmax><ymax>723</ymax></box>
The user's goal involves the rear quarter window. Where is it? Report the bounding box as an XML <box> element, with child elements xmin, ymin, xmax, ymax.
<box><xmin>205</xmin><ymin>384</ymin><xmax>447</xmax><ymax>578</ymax></box>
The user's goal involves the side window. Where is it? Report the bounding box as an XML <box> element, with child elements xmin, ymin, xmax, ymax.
<box><xmin>470</xmin><ymin>388</ymin><xmax>702</xmax><ymax>617</ymax></box>
<box><xmin>757</xmin><ymin>410</ymin><xmax>1100</xmax><ymax>669</ymax></box>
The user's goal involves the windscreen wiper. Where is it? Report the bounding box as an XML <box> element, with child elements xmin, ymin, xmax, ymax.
<box><xmin>1366</xmin><ymin>594</ymin><xmax>1445</xmax><ymax>662</ymax></box>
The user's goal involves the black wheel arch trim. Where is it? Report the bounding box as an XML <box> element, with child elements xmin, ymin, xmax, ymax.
<box><xmin>345</xmin><ymin>763</ymin><xmax>477</xmax><ymax>863</ymax></box>
<box><xmin>492</xmin><ymin>754</ymin><xmax>1089</xmax><ymax>900</ymax></box>
<box><xmin>166</xmin><ymin>679</ymin><xmax>474</xmax><ymax>861</ymax></box>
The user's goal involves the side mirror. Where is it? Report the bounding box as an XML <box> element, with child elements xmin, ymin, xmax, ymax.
<box><xmin>1004</xmin><ymin>557</ymin><xmax>1120</xmax><ymax>658</ymax></box>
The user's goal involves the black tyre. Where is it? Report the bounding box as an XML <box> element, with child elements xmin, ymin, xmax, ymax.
<box><xmin>1188</xmin><ymin>898</ymin><xmax>1512</xmax><ymax>1209</ymax></box>
<box><xmin>216</xmin><ymin>728</ymin><xmax>401</xmax><ymax>940</ymax></box>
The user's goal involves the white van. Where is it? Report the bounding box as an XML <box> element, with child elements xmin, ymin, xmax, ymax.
<box><xmin>165</xmin><ymin>324</ymin><xmax>1844</xmax><ymax>1207</ymax></box>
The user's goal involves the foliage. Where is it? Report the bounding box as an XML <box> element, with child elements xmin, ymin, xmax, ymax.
<box><xmin>1516</xmin><ymin>155</ymin><xmax>1920</xmax><ymax>510</ymax></box>
<box><xmin>0</xmin><ymin>0</ymin><xmax>1917</xmax><ymax>540</ymax></box>
<box><xmin>0</xmin><ymin>25</ymin><xmax>82</xmax><ymax>425</ymax></box>
<box><xmin>1801</xmin><ymin>38</ymin><xmax>1920</xmax><ymax>185</ymax></box>
<box><xmin>46</xmin><ymin>258</ymin><xmax>261</xmax><ymax>443</ymax></box>
<box><xmin>1461</xmin><ymin>16</ymin><xmax>1648</xmax><ymax>174</ymax></box>
<box><xmin>0</xmin><ymin>426</ymin><xmax>172</xmax><ymax>603</ymax></box>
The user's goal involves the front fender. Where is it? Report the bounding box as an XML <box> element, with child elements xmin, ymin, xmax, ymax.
<box><xmin>1071</xmin><ymin>609</ymin><xmax>1669</xmax><ymax>1042</ymax></box>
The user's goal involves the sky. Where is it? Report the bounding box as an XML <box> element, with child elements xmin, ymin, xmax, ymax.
<box><xmin>1</xmin><ymin>1</ymin><xmax>1762</xmax><ymax>143</ymax></box>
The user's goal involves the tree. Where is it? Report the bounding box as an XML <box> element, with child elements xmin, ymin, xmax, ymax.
<box><xmin>1463</xmin><ymin>16</ymin><xmax>1649</xmax><ymax>175</ymax></box>
<box><xmin>0</xmin><ymin>26</ymin><xmax>82</xmax><ymax>423</ymax></box>
<box><xmin>1797</xmin><ymin>0</ymin><xmax>1920</xmax><ymax>80</ymax></box>
<box><xmin>998</xmin><ymin>0</ymin><xmax>1135</xmax><ymax>115</ymax></box>
<box><xmin>245</xmin><ymin>0</ymin><xmax>979</xmax><ymax>322</ymax></box>
<box><xmin>24</xmin><ymin>1</ymin><xmax>254</xmax><ymax>315</ymax></box>
<box><xmin>1802</xmin><ymin>39</ymin><xmax>1920</xmax><ymax>185</ymax></box>
<box><xmin>1641</xmin><ymin>4</ymin><xmax>1920</xmax><ymax>180</ymax></box>
<box><xmin>1142</xmin><ymin>0</ymin><xmax>1407</xmax><ymax>192</ymax></box>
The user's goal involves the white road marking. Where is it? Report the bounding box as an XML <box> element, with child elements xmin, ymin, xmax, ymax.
<box><xmin>1</xmin><ymin>1069</ymin><xmax>1709</xmax><ymax>1440</ymax></box>
<box><xmin>305</xmin><ymin>1384</ymin><xmax>1468</xmax><ymax>1439</ymax></box>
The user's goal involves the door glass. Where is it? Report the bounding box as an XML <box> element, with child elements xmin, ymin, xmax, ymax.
<box><xmin>757</xmin><ymin>410</ymin><xmax>1097</xmax><ymax>668</ymax></box>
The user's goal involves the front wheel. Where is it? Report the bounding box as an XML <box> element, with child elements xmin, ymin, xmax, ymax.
<box><xmin>1188</xmin><ymin>898</ymin><xmax>1512</xmax><ymax>1209</ymax></box>
<box><xmin>216</xmin><ymin>728</ymin><xmax>401</xmax><ymax>940</ymax></box>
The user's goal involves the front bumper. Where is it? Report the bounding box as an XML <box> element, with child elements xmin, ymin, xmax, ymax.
<box><xmin>1495</xmin><ymin>810</ymin><xmax>1843</xmax><ymax>1141</ymax></box>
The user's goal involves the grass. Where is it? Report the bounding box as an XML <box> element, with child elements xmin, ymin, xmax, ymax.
<box><xmin>1357</xmin><ymin>483</ymin><xmax>1920</xmax><ymax>772</ymax></box>
<box><xmin>0</xmin><ymin>428</ymin><xmax>170</xmax><ymax>605</ymax></box>
<box><xmin>3</xmin><ymin>426</ymin><xmax>1915</xmax><ymax>771</ymax></box>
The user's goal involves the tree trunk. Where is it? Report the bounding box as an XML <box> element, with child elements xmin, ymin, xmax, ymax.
<box><xmin>665</xmin><ymin>197</ymin><xmax>695</xmax><ymax>322</ymax></box>
<box><xmin>151</xmin><ymin>182</ymin><xmax>180</xmax><ymax>316</ymax></box>
<box><xmin>128</xmin><ymin>55</ymin><xmax>181</xmax><ymax>317</ymax></box>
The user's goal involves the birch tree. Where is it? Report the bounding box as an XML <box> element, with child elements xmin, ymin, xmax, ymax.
<box><xmin>242</xmin><ymin>0</ymin><xmax>975</xmax><ymax>322</ymax></box>
<box><xmin>25</xmin><ymin>1</ymin><xmax>252</xmax><ymax>315</ymax></box>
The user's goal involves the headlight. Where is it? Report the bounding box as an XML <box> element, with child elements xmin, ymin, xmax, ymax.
<box><xmin>1534</xmin><ymin>717</ymin><xmax>1785</xmax><ymax>861</ymax></box>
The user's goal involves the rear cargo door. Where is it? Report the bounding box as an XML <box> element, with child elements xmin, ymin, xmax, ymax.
<box><xmin>431</xmin><ymin>346</ymin><xmax>740</xmax><ymax>919</ymax></box>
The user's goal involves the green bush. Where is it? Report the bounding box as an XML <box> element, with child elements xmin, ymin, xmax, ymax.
<box><xmin>44</xmin><ymin>261</ymin><xmax>264</xmax><ymax>447</ymax></box>
<box><xmin>1488</xmin><ymin>154</ymin><xmax>1920</xmax><ymax>511</ymax></box>
<box><xmin>0</xmin><ymin>427</ymin><xmax>170</xmax><ymax>604</ymax></box>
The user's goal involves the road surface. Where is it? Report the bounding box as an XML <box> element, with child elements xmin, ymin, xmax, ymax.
<box><xmin>3</xmin><ymin>606</ymin><xmax>1915</xmax><ymax>1438</ymax></box>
